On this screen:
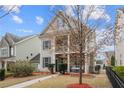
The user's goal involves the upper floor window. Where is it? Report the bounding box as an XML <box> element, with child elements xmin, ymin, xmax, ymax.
<box><xmin>57</xmin><ymin>18</ymin><xmax>65</xmax><ymax>30</ymax></box>
<box><xmin>1</xmin><ymin>48</ymin><xmax>8</xmax><ymax>57</ymax></box>
<box><xmin>43</xmin><ymin>40</ymin><xmax>51</xmax><ymax>50</ymax></box>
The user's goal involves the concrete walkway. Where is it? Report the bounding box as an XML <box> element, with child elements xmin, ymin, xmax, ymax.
<box><xmin>6</xmin><ymin>74</ymin><xmax>58</xmax><ymax>88</ymax></box>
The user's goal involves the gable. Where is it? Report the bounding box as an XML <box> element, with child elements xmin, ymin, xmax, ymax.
<box><xmin>42</xmin><ymin>13</ymin><xmax>69</xmax><ymax>35</ymax></box>
<box><xmin>0</xmin><ymin>37</ymin><xmax>9</xmax><ymax>48</ymax></box>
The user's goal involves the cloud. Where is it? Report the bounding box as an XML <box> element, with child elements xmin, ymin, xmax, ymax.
<box><xmin>17</xmin><ymin>29</ymin><xmax>33</xmax><ymax>33</ymax></box>
<box><xmin>35</xmin><ymin>16</ymin><xmax>44</xmax><ymax>25</ymax></box>
<box><xmin>83</xmin><ymin>6</ymin><xmax>111</xmax><ymax>22</ymax></box>
<box><xmin>12</xmin><ymin>15</ymin><xmax>23</xmax><ymax>24</ymax></box>
<box><xmin>64</xmin><ymin>5</ymin><xmax>111</xmax><ymax>22</ymax></box>
<box><xmin>90</xmin><ymin>6</ymin><xmax>110</xmax><ymax>22</ymax></box>
<box><xmin>64</xmin><ymin>6</ymin><xmax>75</xmax><ymax>16</ymax></box>
<box><xmin>96</xmin><ymin>28</ymin><xmax>106</xmax><ymax>42</ymax></box>
<box><xmin>2</xmin><ymin>5</ymin><xmax>21</xmax><ymax>14</ymax></box>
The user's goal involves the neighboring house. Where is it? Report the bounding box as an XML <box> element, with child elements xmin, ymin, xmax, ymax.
<box><xmin>115</xmin><ymin>9</ymin><xmax>124</xmax><ymax>66</ymax></box>
<box><xmin>39</xmin><ymin>12</ymin><xmax>96</xmax><ymax>73</ymax></box>
<box><xmin>0</xmin><ymin>33</ymin><xmax>41</xmax><ymax>70</ymax></box>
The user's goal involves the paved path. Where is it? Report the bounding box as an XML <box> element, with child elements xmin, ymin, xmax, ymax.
<box><xmin>6</xmin><ymin>74</ymin><xmax>58</xmax><ymax>88</ymax></box>
<box><xmin>94</xmin><ymin>70</ymin><xmax>112</xmax><ymax>88</ymax></box>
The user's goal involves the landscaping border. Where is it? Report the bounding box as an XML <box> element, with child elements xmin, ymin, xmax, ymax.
<box><xmin>106</xmin><ymin>67</ymin><xmax>124</xmax><ymax>88</ymax></box>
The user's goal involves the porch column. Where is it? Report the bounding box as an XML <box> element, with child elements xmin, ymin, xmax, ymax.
<box><xmin>67</xmin><ymin>54</ymin><xmax>70</xmax><ymax>73</ymax></box>
<box><xmin>85</xmin><ymin>54</ymin><xmax>89</xmax><ymax>74</ymax></box>
<box><xmin>84</xmin><ymin>38</ymin><xmax>89</xmax><ymax>74</ymax></box>
<box><xmin>4</xmin><ymin>61</ymin><xmax>7</xmax><ymax>72</ymax></box>
<box><xmin>39</xmin><ymin>38</ymin><xmax>44</xmax><ymax>71</ymax></box>
<box><xmin>67</xmin><ymin>35</ymin><xmax>70</xmax><ymax>73</ymax></box>
<box><xmin>53</xmin><ymin>36</ymin><xmax>56</xmax><ymax>72</ymax></box>
<box><xmin>0</xmin><ymin>61</ymin><xmax>2</xmax><ymax>69</ymax></box>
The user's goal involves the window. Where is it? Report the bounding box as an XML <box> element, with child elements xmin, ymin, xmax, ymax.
<box><xmin>43</xmin><ymin>57</ymin><xmax>51</xmax><ymax>68</ymax></box>
<box><xmin>120</xmin><ymin>54</ymin><xmax>123</xmax><ymax>65</ymax></box>
<box><xmin>10</xmin><ymin>47</ymin><xmax>14</xmax><ymax>56</ymax></box>
<box><xmin>120</xmin><ymin>60</ymin><xmax>122</xmax><ymax>65</ymax></box>
<box><xmin>1</xmin><ymin>48</ymin><xmax>8</xmax><ymax>57</ymax></box>
<box><xmin>57</xmin><ymin>18</ymin><xmax>65</xmax><ymax>30</ymax></box>
<box><xmin>43</xmin><ymin>40</ymin><xmax>51</xmax><ymax>49</ymax></box>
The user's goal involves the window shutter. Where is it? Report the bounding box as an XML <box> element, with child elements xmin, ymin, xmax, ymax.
<box><xmin>43</xmin><ymin>58</ymin><xmax>45</xmax><ymax>68</ymax></box>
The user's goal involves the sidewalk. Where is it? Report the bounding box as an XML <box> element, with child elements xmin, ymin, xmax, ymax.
<box><xmin>6</xmin><ymin>74</ymin><xmax>58</xmax><ymax>88</ymax></box>
<box><xmin>93</xmin><ymin>70</ymin><xmax>112</xmax><ymax>88</ymax></box>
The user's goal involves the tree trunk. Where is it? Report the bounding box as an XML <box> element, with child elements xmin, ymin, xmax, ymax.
<box><xmin>79</xmin><ymin>53</ymin><xmax>85</xmax><ymax>84</ymax></box>
<box><xmin>79</xmin><ymin>59</ymin><xmax>83</xmax><ymax>84</ymax></box>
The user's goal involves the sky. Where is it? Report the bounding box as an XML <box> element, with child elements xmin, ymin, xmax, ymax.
<box><xmin>0</xmin><ymin>5</ymin><xmax>123</xmax><ymax>60</ymax></box>
<box><xmin>0</xmin><ymin>6</ymin><xmax>124</xmax><ymax>40</ymax></box>
<box><xmin>0</xmin><ymin>5</ymin><xmax>124</xmax><ymax>38</ymax></box>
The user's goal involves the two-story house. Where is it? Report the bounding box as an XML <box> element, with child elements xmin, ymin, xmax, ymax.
<box><xmin>39</xmin><ymin>12</ymin><xmax>96</xmax><ymax>73</ymax></box>
<box><xmin>0</xmin><ymin>33</ymin><xmax>41</xmax><ymax>70</ymax></box>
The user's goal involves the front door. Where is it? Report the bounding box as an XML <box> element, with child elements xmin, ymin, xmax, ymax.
<box><xmin>55</xmin><ymin>58</ymin><xmax>63</xmax><ymax>72</ymax></box>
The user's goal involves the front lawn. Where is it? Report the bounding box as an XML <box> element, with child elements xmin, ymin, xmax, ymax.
<box><xmin>0</xmin><ymin>74</ymin><xmax>49</xmax><ymax>88</ymax></box>
<box><xmin>27</xmin><ymin>73</ymin><xmax>112</xmax><ymax>88</ymax></box>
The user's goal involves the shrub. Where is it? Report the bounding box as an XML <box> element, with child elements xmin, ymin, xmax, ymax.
<box><xmin>5</xmin><ymin>72</ymin><xmax>13</xmax><ymax>78</ymax></box>
<box><xmin>48</xmin><ymin>64</ymin><xmax>55</xmax><ymax>74</ymax></box>
<box><xmin>95</xmin><ymin>65</ymin><xmax>101</xmax><ymax>74</ymax></box>
<box><xmin>59</xmin><ymin>63</ymin><xmax>67</xmax><ymax>74</ymax></box>
<box><xmin>103</xmin><ymin>64</ymin><xmax>106</xmax><ymax>69</ymax></box>
<box><xmin>111</xmin><ymin>56</ymin><xmax>115</xmax><ymax>66</ymax></box>
<box><xmin>112</xmin><ymin>66</ymin><xmax>124</xmax><ymax>79</ymax></box>
<box><xmin>0</xmin><ymin>69</ymin><xmax>5</xmax><ymax>81</ymax></box>
<box><xmin>10</xmin><ymin>60</ymin><xmax>35</xmax><ymax>77</ymax></box>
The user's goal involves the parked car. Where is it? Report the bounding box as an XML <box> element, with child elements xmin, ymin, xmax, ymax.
<box><xmin>70</xmin><ymin>65</ymin><xmax>84</xmax><ymax>73</ymax></box>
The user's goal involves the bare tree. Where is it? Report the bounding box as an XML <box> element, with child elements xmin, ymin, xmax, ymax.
<box><xmin>49</xmin><ymin>5</ymin><xmax>113</xmax><ymax>84</ymax></box>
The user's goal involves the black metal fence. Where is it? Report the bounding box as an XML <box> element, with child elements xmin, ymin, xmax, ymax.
<box><xmin>106</xmin><ymin>67</ymin><xmax>124</xmax><ymax>88</ymax></box>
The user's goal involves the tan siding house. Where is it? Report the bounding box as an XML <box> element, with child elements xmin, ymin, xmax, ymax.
<box><xmin>39</xmin><ymin>12</ymin><xmax>96</xmax><ymax>73</ymax></box>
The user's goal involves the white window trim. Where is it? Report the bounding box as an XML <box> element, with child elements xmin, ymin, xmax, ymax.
<box><xmin>43</xmin><ymin>57</ymin><xmax>51</xmax><ymax>68</ymax></box>
<box><xmin>43</xmin><ymin>40</ymin><xmax>51</xmax><ymax>50</ymax></box>
<box><xmin>0</xmin><ymin>47</ymin><xmax>8</xmax><ymax>57</ymax></box>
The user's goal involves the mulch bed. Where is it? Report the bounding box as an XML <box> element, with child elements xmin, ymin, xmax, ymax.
<box><xmin>32</xmin><ymin>72</ymin><xmax>50</xmax><ymax>75</ymax></box>
<box><xmin>63</xmin><ymin>73</ymin><xmax>95</xmax><ymax>78</ymax></box>
<box><xmin>67</xmin><ymin>83</ymin><xmax>93</xmax><ymax>88</ymax></box>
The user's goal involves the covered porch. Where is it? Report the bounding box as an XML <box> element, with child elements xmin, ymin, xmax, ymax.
<box><xmin>55</xmin><ymin>53</ymin><xmax>81</xmax><ymax>73</ymax></box>
<box><xmin>55</xmin><ymin>52</ymin><xmax>95</xmax><ymax>73</ymax></box>
<box><xmin>0</xmin><ymin>57</ymin><xmax>15</xmax><ymax>71</ymax></box>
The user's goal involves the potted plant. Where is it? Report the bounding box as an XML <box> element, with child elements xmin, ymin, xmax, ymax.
<box><xmin>48</xmin><ymin>64</ymin><xmax>55</xmax><ymax>74</ymax></box>
<box><xmin>95</xmin><ymin>65</ymin><xmax>101</xmax><ymax>74</ymax></box>
<box><xmin>59</xmin><ymin>63</ymin><xmax>67</xmax><ymax>74</ymax></box>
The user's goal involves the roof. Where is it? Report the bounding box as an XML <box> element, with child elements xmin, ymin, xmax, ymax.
<box><xmin>0</xmin><ymin>32</ymin><xmax>36</xmax><ymax>47</ymax></box>
<box><xmin>30</xmin><ymin>53</ymin><xmax>40</xmax><ymax>63</ymax></box>
<box><xmin>4</xmin><ymin>33</ymin><xmax>23</xmax><ymax>45</ymax></box>
<box><xmin>39</xmin><ymin>11</ymin><xmax>91</xmax><ymax>38</ymax></box>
